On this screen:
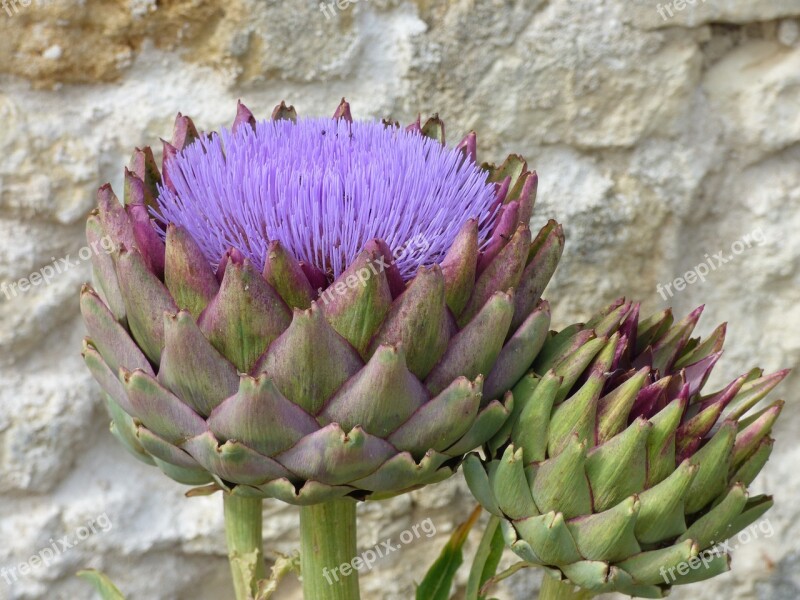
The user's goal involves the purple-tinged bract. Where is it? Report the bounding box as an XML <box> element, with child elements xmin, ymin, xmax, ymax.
<box><xmin>155</xmin><ymin>118</ymin><xmax>498</xmax><ymax>280</ymax></box>
<box><xmin>80</xmin><ymin>100</ymin><xmax>561</xmax><ymax>505</ymax></box>
<box><xmin>466</xmin><ymin>300</ymin><xmax>788</xmax><ymax>597</ymax></box>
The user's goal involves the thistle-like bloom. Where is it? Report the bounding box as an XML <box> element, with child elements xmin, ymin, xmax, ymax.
<box><xmin>81</xmin><ymin>100</ymin><xmax>564</xmax><ymax>504</ymax></box>
<box><xmin>155</xmin><ymin>116</ymin><xmax>500</xmax><ymax>281</ymax></box>
<box><xmin>466</xmin><ymin>300</ymin><xmax>788</xmax><ymax>597</ymax></box>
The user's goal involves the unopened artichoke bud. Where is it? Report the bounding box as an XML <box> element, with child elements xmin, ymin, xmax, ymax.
<box><xmin>465</xmin><ymin>299</ymin><xmax>788</xmax><ymax>597</ymax></box>
<box><xmin>80</xmin><ymin>100</ymin><xmax>565</xmax><ymax>505</ymax></box>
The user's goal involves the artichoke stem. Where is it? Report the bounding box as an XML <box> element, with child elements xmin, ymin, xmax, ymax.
<box><xmin>539</xmin><ymin>574</ymin><xmax>595</xmax><ymax>600</ymax></box>
<box><xmin>300</xmin><ymin>498</ymin><xmax>361</xmax><ymax>600</ymax></box>
<box><xmin>224</xmin><ymin>494</ymin><xmax>267</xmax><ymax>600</ymax></box>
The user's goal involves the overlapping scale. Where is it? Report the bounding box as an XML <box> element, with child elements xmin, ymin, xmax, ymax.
<box><xmin>80</xmin><ymin>100</ymin><xmax>563</xmax><ymax>504</ymax></box>
<box><xmin>466</xmin><ymin>301</ymin><xmax>787</xmax><ymax>596</ymax></box>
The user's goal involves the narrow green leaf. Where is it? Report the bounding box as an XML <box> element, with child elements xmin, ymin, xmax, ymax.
<box><xmin>416</xmin><ymin>506</ymin><xmax>482</xmax><ymax>600</ymax></box>
<box><xmin>77</xmin><ymin>570</ymin><xmax>126</xmax><ymax>600</ymax></box>
<box><xmin>465</xmin><ymin>516</ymin><xmax>505</xmax><ymax>600</ymax></box>
<box><xmin>479</xmin><ymin>561</ymin><xmax>536</xmax><ymax>598</ymax></box>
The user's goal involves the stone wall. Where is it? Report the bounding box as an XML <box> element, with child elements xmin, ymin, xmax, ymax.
<box><xmin>0</xmin><ymin>0</ymin><xmax>798</xmax><ymax>598</ymax></box>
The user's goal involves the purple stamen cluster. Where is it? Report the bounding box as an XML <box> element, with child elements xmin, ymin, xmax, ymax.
<box><xmin>155</xmin><ymin>117</ymin><xmax>499</xmax><ymax>280</ymax></box>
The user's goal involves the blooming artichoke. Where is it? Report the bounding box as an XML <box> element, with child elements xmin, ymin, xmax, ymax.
<box><xmin>465</xmin><ymin>299</ymin><xmax>788</xmax><ymax>597</ymax></box>
<box><xmin>80</xmin><ymin>99</ymin><xmax>565</xmax><ymax>504</ymax></box>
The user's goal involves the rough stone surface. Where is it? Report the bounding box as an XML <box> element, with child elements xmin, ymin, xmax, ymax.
<box><xmin>0</xmin><ymin>1</ymin><xmax>798</xmax><ymax>598</ymax></box>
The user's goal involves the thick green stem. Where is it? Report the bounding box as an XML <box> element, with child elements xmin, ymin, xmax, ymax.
<box><xmin>300</xmin><ymin>499</ymin><xmax>361</xmax><ymax>600</ymax></box>
<box><xmin>224</xmin><ymin>494</ymin><xmax>266</xmax><ymax>600</ymax></box>
<box><xmin>538</xmin><ymin>574</ymin><xmax>595</xmax><ymax>600</ymax></box>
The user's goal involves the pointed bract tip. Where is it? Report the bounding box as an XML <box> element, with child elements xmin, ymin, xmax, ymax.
<box><xmin>405</xmin><ymin>115</ymin><xmax>422</xmax><ymax>134</ymax></box>
<box><xmin>688</xmin><ymin>305</ymin><xmax>705</xmax><ymax>320</ymax></box>
<box><xmin>216</xmin><ymin>247</ymin><xmax>246</xmax><ymax>281</ymax></box>
<box><xmin>124</xmin><ymin>170</ymin><xmax>147</xmax><ymax>206</ymax></box>
<box><xmin>160</xmin><ymin>140</ymin><xmax>179</xmax><ymax>193</ymax></box>
<box><xmin>421</xmin><ymin>114</ymin><xmax>445</xmax><ymax>145</ymax></box>
<box><xmin>97</xmin><ymin>183</ymin><xmax>115</xmax><ymax>198</ymax></box>
<box><xmin>271</xmin><ymin>100</ymin><xmax>298</xmax><ymax>122</ymax></box>
<box><xmin>128</xmin><ymin>146</ymin><xmax>157</xmax><ymax>175</ymax></box>
<box><xmin>543</xmin><ymin>219</ymin><xmax>565</xmax><ymax>239</ymax></box>
<box><xmin>172</xmin><ymin>112</ymin><xmax>200</xmax><ymax>151</ymax></box>
<box><xmin>161</xmin><ymin>138</ymin><xmax>178</xmax><ymax>159</ymax></box>
<box><xmin>233</xmin><ymin>100</ymin><xmax>257</xmax><ymax>133</ymax></box>
<box><xmin>297</xmin><ymin>261</ymin><xmax>327</xmax><ymax>291</ymax></box>
<box><xmin>333</xmin><ymin>98</ymin><xmax>353</xmax><ymax>123</ymax></box>
<box><xmin>456</xmin><ymin>131</ymin><xmax>477</xmax><ymax>163</ymax></box>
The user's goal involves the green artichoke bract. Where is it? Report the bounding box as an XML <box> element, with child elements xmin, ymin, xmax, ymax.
<box><xmin>465</xmin><ymin>299</ymin><xmax>788</xmax><ymax>597</ymax></box>
<box><xmin>80</xmin><ymin>99</ymin><xmax>565</xmax><ymax>505</ymax></box>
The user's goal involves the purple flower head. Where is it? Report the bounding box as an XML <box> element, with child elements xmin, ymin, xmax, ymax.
<box><xmin>154</xmin><ymin>117</ymin><xmax>499</xmax><ymax>281</ymax></box>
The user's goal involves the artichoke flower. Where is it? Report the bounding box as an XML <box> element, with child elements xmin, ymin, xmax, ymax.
<box><xmin>80</xmin><ymin>99</ymin><xmax>565</xmax><ymax>505</ymax></box>
<box><xmin>465</xmin><ymin>299</ymin><xmax>788</xmax><ymax>597</ymax></box>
